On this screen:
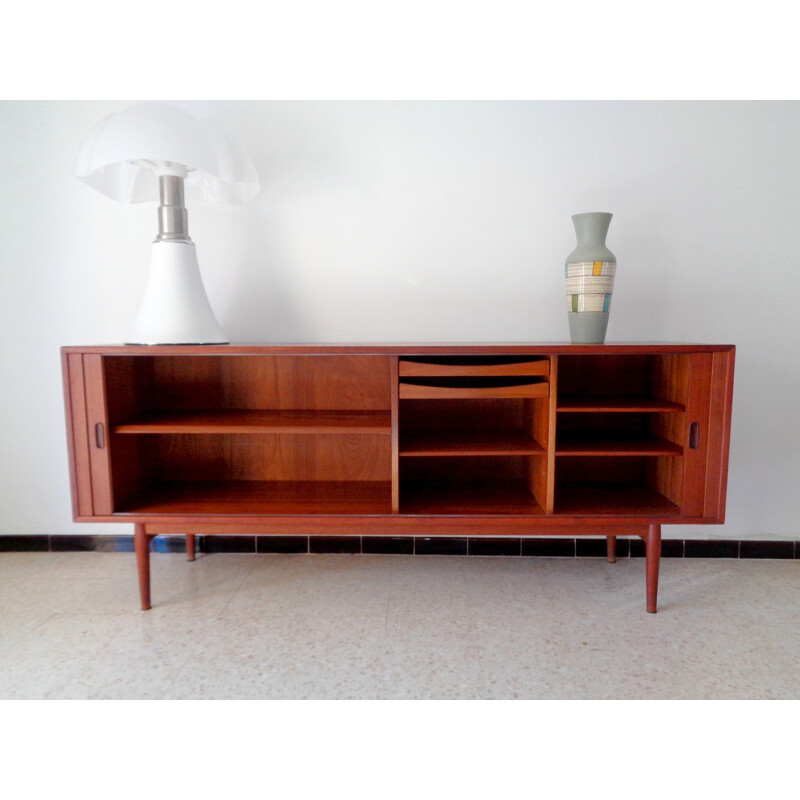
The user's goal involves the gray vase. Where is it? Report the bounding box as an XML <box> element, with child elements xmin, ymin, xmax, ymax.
<box><xmin>565</xmin><ymin>212</ymin><xmax>616</xmax><ymax>344</ymax></box>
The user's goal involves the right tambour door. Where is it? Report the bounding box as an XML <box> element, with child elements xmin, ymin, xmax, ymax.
<box><xmin>672</xmin><ymin>349</ymin><xmax>735</xmax><ymax>520</ymax></box>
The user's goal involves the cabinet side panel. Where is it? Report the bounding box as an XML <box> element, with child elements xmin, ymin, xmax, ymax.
<box><xmin>680</xmin><ymin>353</ymin><xmax>714</xmax><ymax>518</ymax></box>
<box><xmin>63</xmin><ymin>352</ymin><xmax>93</xmax><ymax>518</ymax></box>
<box><xmin>83</xmin><ymin>354</ymin><xmax>114</xmax><ymax>515</ymax></box>
<box><xmin>703</xmin><ymin>349</ymin><xmax>735</xmax><ymax>520</ymax></box>
<box><xmin>391</xmin><ymin>356</ymin><xmax>399</xmax><ymax>512</ymax></box>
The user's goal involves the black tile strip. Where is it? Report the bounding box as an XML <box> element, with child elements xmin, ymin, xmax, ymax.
<box><xmin>0</xmin><ymin>535</ymin><xmax>50</xmax><ymax>552</ymax></box>
<box><xmin>684</xmin><ymin>539</ymin><xmax>740</xmax><ymax>559</ymax></box>
<box><xmin>151</xmin><ymin>536</ymin><xmax>191</xmax><ymax>554</ymax></box>
<box><xmin>202</xmin><ymin>535</ymin><xmax>256</xmax><ymax>554</ymax></box>
<box><xmin>468</xmin><ymin>538</ymin><xmax>521</xmax><ymax>556</ymax></box>
<box><xmin>414</xmin><ymin>537</ymin><xmax>468</xmax><ymax>556</ymax></box>
<box><xmin>739</xmin><ymin>540</ymin><xmax>795</xmax><ymax>560</ymax></box>
<box><xmin>256</xmin><ymin>536</ymin><xmax>309</xmax><ymax>554</ymax></box>
<box><xmin>362</xmin><ymin>537</ymin><xmax>414</xmax><ymax>555</ymax></box>
<box><xmin>576</xmin><ymin>538</ymin><xmax>632</xmax><ymax>558</ymax></box>
<box><xmin>661</xmin><ymin>539</ymin><xmax>684</xmax><ymax>558</ymax></box>
<box><xmin>50</xmin><ymin>535</ymin><xmax>99</xmax><ymax>552</ymax></box>
<box><xmin>98</xmin><ymin>535</ymin><xmax>134</xmax><ymax>552</ymax></box>
<box><xmin>522</xmin><ymin>538</ymin><xmax>575</xmax><ymax>557</ymax></box>
<box><xmin>0</xmin><ymin>536</ymin><xmax>795</xmax><ymax>559</ymax></box>
<box><xmin>309</xmin><ymin>536</ymin><xmax>361</xmax><ymax>554</ymax></box>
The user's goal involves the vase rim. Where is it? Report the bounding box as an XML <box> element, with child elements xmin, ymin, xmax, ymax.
<box><xmin>572</xmin><ymin>211</ymin><xmax>613</xmax><ymax>219</ymax></box>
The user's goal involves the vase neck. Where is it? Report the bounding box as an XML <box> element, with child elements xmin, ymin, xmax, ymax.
<box><xmin>572</xmin><ymin>212</ymin><xmax>612</xmax><ymax>247</ymax></box>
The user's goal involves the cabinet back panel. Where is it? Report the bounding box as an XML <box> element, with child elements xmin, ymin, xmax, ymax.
<box><xmin>400</xmin><ymin>455</ymin><xmax>529</xmax><ymax>481</ymax></box>
<box><xmin>400</xmin><ymin>398</ymin><xmax>527</xmax><ymax>431</ymax></box>
<box><xmin>130</xmin><ymin>356</ymin><xmax>391</xmax><ymax>412</ymax></box>
<box><xmin>152</xmin><ymin>433</ymin><xmax>391</xmax><ymax>482</ymax></box>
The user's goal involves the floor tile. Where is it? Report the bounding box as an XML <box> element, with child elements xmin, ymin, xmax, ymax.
<box><xmin>1</xmin><ymin>552</ymin><xmax>798</xmax><ymax>699</ymax></box>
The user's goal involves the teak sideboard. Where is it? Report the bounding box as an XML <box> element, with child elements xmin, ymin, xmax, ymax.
<box><xmin>61</xmin><ymin>343</ymin><xmax>735</xmax><ymax>612</ymax></box>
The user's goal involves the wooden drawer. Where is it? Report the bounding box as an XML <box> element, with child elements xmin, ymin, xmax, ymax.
<box><xmin>399</xmin><ymin>377</ymin><xmax>549</xmax><ymax>399</ymax></box>
<box><xmin>399</xmin><ymin>357</ymin><xmax>550</xmax><ymax>378</ymax></box>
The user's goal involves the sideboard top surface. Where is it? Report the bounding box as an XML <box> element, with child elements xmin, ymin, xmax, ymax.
<box><xmin>62</xmin><ymin>343</ymin><xmax>736</xmax><ymax>356</ymax></box>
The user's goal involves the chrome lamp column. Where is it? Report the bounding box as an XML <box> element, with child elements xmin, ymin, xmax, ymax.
<box><xmin>74</xmin><ymin>102</ymin><xmax>260</xmax><ymax>344</ymax></box>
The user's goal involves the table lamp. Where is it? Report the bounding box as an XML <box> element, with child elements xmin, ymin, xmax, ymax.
<box><xmin>74</xmin><ymin>102</ymin><xmax>260</xmax><ymax>344</ymax></box>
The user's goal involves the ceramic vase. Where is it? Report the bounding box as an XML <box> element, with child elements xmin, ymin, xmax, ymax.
<box><xmin>565</xmin><ymin>212</ymin><xmax>616</xmax><ymax>344</ymax></box>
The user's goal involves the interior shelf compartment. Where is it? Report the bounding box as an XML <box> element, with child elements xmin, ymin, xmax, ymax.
<box><xmin>399</xmin><ymin>356</ymin><xmax>550</xmax><ymax>377</ymax></box>
<box><xmin>553</xmin><ymin>456</ymin><xmax>683</xmax><ymax>515</ymax></box>
<box><xmin>400</xmin><ymin>429</ymin><xmax>545</xmax><ymax>456</ymax></box>
<box><xmin>555</xmin><ymin>432</ymin><xmax>682</xmax><ymax>456</ymax></box>
<box><xmin>554</xmin><ymin>483</ymin><xmax>681</xmax><ymax>516</ymax></box>
<box><xmin>556</xmin><ymin>353</ymin><xmax>689</xmax><ymax>412</ymax></box>
<box><xmin>399</xmin><ymin>376</ymin><xmax>548</xmax><ymax>399</ymax></box>
<box><xmin>400</xmin><ymin>480</ymin><xmax>545</xmax><ymax>515</ymax></box>
<box><xmin>116</xmin><ymin>480</ymin><xmax>393</xmax><ymax>515</ymax></box>
<box><xmin>112</xmin><ymin>409</ymin><xmax>392</xmax><ymax>435</ymax></box>
<box><xmin>555</xmin><ymin>410</ymin><xmax>684</xmax><ymax>456</ymax></box>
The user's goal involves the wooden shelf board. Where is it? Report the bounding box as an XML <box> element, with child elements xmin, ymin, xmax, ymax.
<box><xmin>399</xmin><ymin>357</ymin><xmax>549</xmax><ymax>377</ymax></box>
<box><xmin>400</xmin><ymin>480</ymin><xmax>544</xmax><ymax>515</ymax></box>
<box><xmin>554</xmin><ymin>483</ymin><xmax>681</xmax><ymax>516</ymax></box>
<box><xmin>117</xmin><ymin>481</ymin><xmax>393</xmax><ymax>515</ymax></box>
<box><xmin>400</xmin><ymin>430</ymin><xmax>545</xmax><ymax>456</ymax></box>
<box><xmin>557</xmin><ymin>396</ymin><xmax>685</xmax><ymax>413</ymax></box>
<box><xmin>113</xmin><ymin>410</ymin><xmax>392</xmax><ymax>435</ymax></box>
<box><xmin>555</xmin><ymin>434</ymin><xmax>683</xmax><ymax>456</ymax></box>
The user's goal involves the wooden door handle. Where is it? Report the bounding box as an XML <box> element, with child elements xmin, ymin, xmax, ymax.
<box><xmin>689</xmin><ymin>422</ymin><xmax>700</xmax><ymax>449</ymax></box>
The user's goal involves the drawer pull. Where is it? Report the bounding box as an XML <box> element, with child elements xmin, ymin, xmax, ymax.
<box><xmin>689</xmin><ymin>422</ymin><xmax>700</xmax><ymax>449</ymax></box>
<box><xmin>95</xmin><ymin>422</ymin><xmax>106</xmax><ymax>449</ymax></box>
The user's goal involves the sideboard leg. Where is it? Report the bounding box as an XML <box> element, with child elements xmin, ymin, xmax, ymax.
<box><xmin>645</xmin><ymin>524</ymin><xmax>662</xmax><ymax>613</ymax></box>
<box><xmin>606</xmin><ymin>535</ymin><xmax>617</xmax><ymax>563</ymax></box>
<box><xmin>186</xmin><ymin>533</ymin><xmax>196</xmax><ymax>562</ymax></box>
<box><xmin>134</xmin><ymin>523</ymin><xmax>153</xmax><ymax>611</ymax></box>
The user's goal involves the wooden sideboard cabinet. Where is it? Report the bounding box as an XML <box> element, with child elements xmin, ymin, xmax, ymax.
<box><xmin>61</xmin><ymin>343</ymin><xmax>735</xmax><ymax>612</ymax></box>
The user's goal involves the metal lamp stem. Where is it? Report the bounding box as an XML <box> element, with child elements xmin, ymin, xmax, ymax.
<box><xmin>156</xmin><ymin>174</ymin><xmax>191</xmax><ymax>243</ymax></box>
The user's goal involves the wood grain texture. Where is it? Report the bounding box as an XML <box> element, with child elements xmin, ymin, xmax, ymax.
<box><xmin>679</xmin><ymin>353</ymin><xmax>714</xmax><ymax>517</ymax></box>
<box><xmin>391</xmin><ymin>356</ymin><xmax>400</xmax><ymax>513</ymax></box>
<box><xmin>121</xmin><ymin>481</ymin><xmax>392</xmax><ymax>515</ymax></box>
<box><xmin>703</xmin><ymin>349</ymin><xmax>735</xmax><ymax>520</ymax></box>
<box><xmin>113</xmin><ymin>410</ymin><xmax>391</xmax><ymax>434</ymax></box>
<box><xmin>399</xmin><ymin>357</ymin><xmax>550</xmax><ymax>377</ymax></box>
<box><xmin>400</xmin><ymin>429</ymin><xmax>545</xmax><ymax>456</ymax></box>
<box><xmin>82</xmin><ymin>355</ymin><xmax>113</xmax><ymax>515</ymax></box>
<box><xmin>64</xmin><ymin>353</ymin><xmax>93</xmax><ymax>518</ymax></box>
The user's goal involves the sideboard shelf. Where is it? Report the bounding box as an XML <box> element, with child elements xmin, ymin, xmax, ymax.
<box><xmin>112</xmin><ymin>410</ymin><xmax>392</xmax><ymax>435</ymax></box>
<box><xmin>62</xmin><ymin>343</ymin><xmax>735</xmax><ymax>613</ymax></box>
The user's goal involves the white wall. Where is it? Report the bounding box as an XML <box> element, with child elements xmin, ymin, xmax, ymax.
<box><xmin>1</xmin><ymin>100</ymin><xmax>798</xmax><ymax>539</ymax></box>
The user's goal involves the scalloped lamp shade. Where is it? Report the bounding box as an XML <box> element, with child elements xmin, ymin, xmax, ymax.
<box><xmin>74</xmin><ymin>102</ymin><xmax>260</xmax><ymax>345</ymax></box>
<box><xmin>75</xmin><ymin>102</ymin><xmax>260</xmax><ymax>204</ymax></box>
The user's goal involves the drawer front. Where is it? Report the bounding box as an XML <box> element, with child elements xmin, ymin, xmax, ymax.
<box><xmin>399</xmin><ymin>357</ymin><xmax>550</xmax><ymax>378</ymax></box>
<box><xmin>399</xmin><ymin>379</ymin><xmax>549</xmax><ymax>400</ymax></box>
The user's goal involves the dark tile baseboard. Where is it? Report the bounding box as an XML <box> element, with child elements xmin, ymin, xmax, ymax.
<box><xmin>2</xmin><ymin>535</ymin><xmax>798</xmax><ymax>559</ymax></box>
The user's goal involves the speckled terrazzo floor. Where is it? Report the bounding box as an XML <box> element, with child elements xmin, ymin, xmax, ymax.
<box><xmin>0</xmin><ymin>551</ymin><xmax>797</xmax><ymax>699</ymax></box>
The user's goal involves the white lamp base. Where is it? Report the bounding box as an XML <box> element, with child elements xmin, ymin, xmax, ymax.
<box><xmin>127</xmin><ymin>241</ymin><xmax>228</xmax><ymax>345</ymax></box>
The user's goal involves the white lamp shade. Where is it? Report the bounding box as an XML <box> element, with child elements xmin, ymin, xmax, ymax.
<box><xmin>74</xmin><ymin>102</ymin><xmax>260</xmax><ymax>204</ymax></box>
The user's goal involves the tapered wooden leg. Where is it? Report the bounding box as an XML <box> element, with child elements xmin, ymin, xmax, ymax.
<box><xmin>606</xmin><ymin>535</ymin><xmax>617</xmax><ymax>563</ymax></box>
<box><xmin>645</xmin><ymin>524</ymin><xmax>662</xmax><ymax>613</ymax></box>
<box><xmin>134</xmin><ymin>523</ymin><xmax>153</xmax><ymax>611</ymax></box>
<box><xmin>186</xmin><ymin>533</ymin><xmax>196</xmax><ymax>562</ymax></box>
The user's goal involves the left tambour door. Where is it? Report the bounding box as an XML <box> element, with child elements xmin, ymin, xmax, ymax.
<box><xmin>62</xmin><ymin>351</ymin><xmax>114</xmax><ymax>518</ymax></box>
